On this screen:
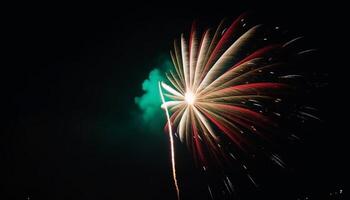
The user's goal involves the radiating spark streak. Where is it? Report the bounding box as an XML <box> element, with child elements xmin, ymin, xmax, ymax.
<box><xmin>181</xmin><ymin>34</ymin><xmax>190</xmax><ymax>89</ymax></box>
<box><xmin>298</xmin><ymin>49</ymin><xmax>317</xmax><ymax>55</ymax></box>
<box><xmin>200</xmin><ymin>63</ymin><xmax>283</xmax><ymax>96</ymax></box>
<box><xmin>230</xmin><ymin>44</ymin><xmax>280</xmax><ymax>69</ymax></box>
<box><xmin>158</xmin><ymin>82</ymin><xmax>180</xmax><ymax>200</ymax></box>
<box><xmin>247</xmin><ymin>174</ymin><xmax>258</xmax><ymax>187</ymax></box>
<box><xmin>174</xmin><ymin>40</ymin><xmax>185</xmax><ymax>83</ymax></box>
<box><xmin>170</xmin><ymin>50</ymin><xmax>185</xmax><ymax>88</ymax></box>
<box><xmin>164</xmin><ymin>93</ymin><xmax>183</xmax><ymax>100</ymax></box>
<box><xmin>273</xmin><ymin>112</ymin><xmax>281</xmax><ymax>116</ymax></box>
<box><xmin>203</xmin><ymin>95</ymin><xmax>274</xmax><ymax>102</ymax></box>
<box><xmin>195</xmin><ymin>20</ymin><xmax>226</xmax><ymax>92</ymax></box>
<box><xmin>248</xmin><ymin>99</ymin><xmax>259</xmax><ymax>103</ymax></box>
<box><xmin>200</xmin><ymin>42</ymin><xmax>281</xmax><ymax>95</ymax></box>
<box><xmin>161</xmin><ymin>101</ymin><xmax>182</xmax><ymax>109</ymax></box>
<box><xmin>208</xmin><ymin>185</ymin><xmax>214</xmax><ymax>200</ymax></box>
<box><xmin>193</xmin><ymin>30</ymin><xmax>211</xmax><ymax>90</ymax></box>
<box><xmin>193</xmin><ymin>106</ymin><xmax>218</xmax><ymax>140</ymax></box>
<box><xmin>202</xmin><ymin>82</ymin><xmax>287</xmax><ymax>100</ymax></box>
<box><xmin>189</xmin><ymin>22</ymin><xmax>199</xmax><ymax>88</ymax></box>
<box><xmin>169</xmin><ymin>101</ymin><xmax>185</xmax><ymax>110</ymax></box>
<box><xmin>282</xmin><ymin>36</ymin><xmax>303</xmax><ymax>47</ymax></box>
<box><xmin>166</xmin><ymin>71</ymin><xmax>184</xmax><ymax>94</ymax></box>
<box><xmin>229</xmin><ymin>153</ymin><xmax>237</xmax><ymax>160</ymax></box>
<box><xmin>198</xmin><ymin>59</ymin><xmax>260</xmax><ymax>96</ymax></box>
<box><xmin>278</xmin><ymin>74</ymin><xmax>303</xmax><ymax>79</ymax></box>
<box><xmin>223</xmin><ymin>179</ymin><xmax>232</xmax><ymax>194</ymax></box>
<box><xmin>271</xmin><ymin>153</ymin><xmax>286</xmax><ymax>168</ymax></box>
<box><xmin>226</xmin><ymin>176</ymin><xmax>234</xmax><ymax>192</ymax></box>
<box><xmin>197</xmin><ymin>25</ymin><xmax>262</xmax><ymax>93</ymax></box>
<box><xmin>178</xmin><ymin>107</ymin><xmax>189</xmax><ymax>142</ymax></box>
<box><xmin>196</xmin><ymin>15</ymin><xmax>244</xmax><ymax>85</ymax></box>
<box><xmin>161</xmin><ymin>82</ymin><xmax>183</xmax><ymax>97</ymax></box>
<box><xmin>298</xmin><ymin>111</ymin><xmax>320</xmax><ymax>121</ymax></box>
<box><xmin>165</xmin><ymin>106</ymin><xmax>186</xmax><ymax>132</ymax></box>
<box><xmin>221</xmin><ymin>63</ymin><xmax>283</xmax><ymax>87</ymax></box>
<box><xmin>304</xmin><ymin>106</ymin><xmax>318</xmax><ymax>111</ymax></box>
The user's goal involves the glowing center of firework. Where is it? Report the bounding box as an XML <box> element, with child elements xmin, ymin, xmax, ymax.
<box><xmin>185</xmin><ymin>91</ymin><xmax>196</xmax><ymax>105</ymax></box>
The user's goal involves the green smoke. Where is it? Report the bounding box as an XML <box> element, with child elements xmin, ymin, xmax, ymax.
<box><xmin>135</xmin><ymin>57</ymin><xmax>172</xmax><ymax>132</ymax></box>
<box><xmin>135</xmin><ymin>68</ymin><xmax>164</xmax><ymax>121</ymax></box>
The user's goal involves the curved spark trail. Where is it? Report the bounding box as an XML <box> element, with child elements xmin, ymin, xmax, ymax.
<box><xmin>158</xmin><ymin>82</ymin><xmax>180</xmax><ymax>200</ymax></box>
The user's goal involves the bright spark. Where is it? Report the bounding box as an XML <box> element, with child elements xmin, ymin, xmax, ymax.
<box><xmin>185</xmin><ymin>91</ymin><xmax>196</xmax><ymax>105</ymax></box>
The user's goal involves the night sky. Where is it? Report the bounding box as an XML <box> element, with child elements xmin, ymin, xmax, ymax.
<box><xmin>3</xmin><ymin>2</ymin><xmax>344</xmax><ymax>200</ymax></box>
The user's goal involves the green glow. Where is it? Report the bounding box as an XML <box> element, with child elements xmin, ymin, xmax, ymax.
<box><xmin>134</xmin><ymin>57</ymin><xmax>172</xmax><ymax>131</ymax></box>
<box><xmin>135</xmin><ymin>68</ymin><xmax>165</xmax><ymax>121</ymax></box>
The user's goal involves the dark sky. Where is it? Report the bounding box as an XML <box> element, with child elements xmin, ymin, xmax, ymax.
<box><xmin>2</xmin><ymin>2</ymin><xmax>344</xmax><ymax>200</ymax></box>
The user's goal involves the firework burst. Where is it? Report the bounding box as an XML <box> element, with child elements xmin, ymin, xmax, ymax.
<box><xmin>159</xmin><ymin>13</ymin><xmax>317</xmax><ymax>199</ymax></box>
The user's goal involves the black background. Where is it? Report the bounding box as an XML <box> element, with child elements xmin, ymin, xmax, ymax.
<box><xmin>2</xmin><ymin>2</ymin><xmax>345</xmax><ymax>200</ymax></box>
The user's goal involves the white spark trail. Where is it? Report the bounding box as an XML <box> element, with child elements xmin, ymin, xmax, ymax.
<box><xmin>159</xmin><ymin>82</ymin><xmax>180</xmax><ymax>200</ymax></box>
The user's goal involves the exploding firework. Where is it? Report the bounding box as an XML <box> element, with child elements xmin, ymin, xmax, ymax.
<box><xmin>158</xmin><ymin>13</ymin><xmax>318</xmax><ymax>199</ymax></box>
